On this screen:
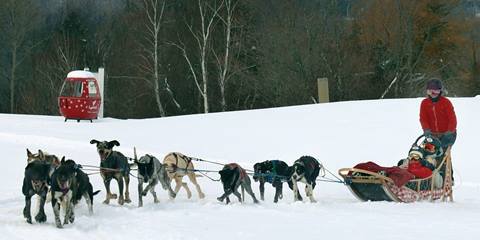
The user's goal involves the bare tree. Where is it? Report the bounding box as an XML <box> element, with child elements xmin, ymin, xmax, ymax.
<box><xmin>174</xmin><ymin>0</ymin><xmax>223</xmax><ymax>113</ymax></box>
<box><xmin>139</xmin><ymin>0</ymin><xmax>167</xmax><ymax>116</ymax></box>
<box><xmin>0</xmin><ymin>0</ymin><xmax>40</xmax><ymax>113</ymax></box>
<box><xmin>214</xmin><ymin>0</ymin><xmax>237</xmax><ymax>111</ymax></box>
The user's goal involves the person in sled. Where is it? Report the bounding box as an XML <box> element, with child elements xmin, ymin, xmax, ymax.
<box><xmin>420</xmin><ymin>78</ymin><xmax>457</xmax><ymax>150</ymax></box>
<box><xmin>399</xmin><ymin>146</ymin><xmax>433</xmax><ymax>179</ymax></box>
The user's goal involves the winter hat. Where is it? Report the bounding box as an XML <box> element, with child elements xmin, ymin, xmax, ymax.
<box><xmin>426</xmin><ymin>79</ymin><xmax>443</xmax><ymax>90</ymax></box>
<box><xmin>408</xmin><ymin>146</ymin><xmax>424</xmax><ymax>159</ymax></box>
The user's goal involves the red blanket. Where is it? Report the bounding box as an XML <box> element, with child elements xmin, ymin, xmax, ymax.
<box><xmin>353</xmin><ymin>162</ymin><xmax>415</xmax><ymax>187</ymax></box>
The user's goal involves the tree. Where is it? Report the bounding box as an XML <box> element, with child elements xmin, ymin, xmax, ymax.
<box><xmin>0</xmin><ymin>0</ymin><xmax>41</xmax><ymax>113</ymax></box>
<box><xmin>173</xmin><ymin>0</ymin><xmax>223</xmax><ymax>113</ymax></box>
<box><xmin>353</xmin><ymin>0</ymin><xmax>463</xmax><ymax>98</ymax></box>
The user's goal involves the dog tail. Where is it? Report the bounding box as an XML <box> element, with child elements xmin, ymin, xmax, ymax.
<box><xmin>92</xmin><ymin>190</ymin><xmax>101</xmax><ymax>196</ymax></box>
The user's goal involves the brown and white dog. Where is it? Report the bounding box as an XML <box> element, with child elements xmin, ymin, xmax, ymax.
<box><xmin>26</xmin><ymin>149</ymin><xmax>60</xmax><ymax>178</ymax></box>
<box><xmin>90</xmin><ymin>139</ymin><xmax>131</xmax><ymax>205</ymax></box>
<box><xmin>163</xmin><ymin>152</ymin><xmax>205</xmax><ymax>199</ymax></box>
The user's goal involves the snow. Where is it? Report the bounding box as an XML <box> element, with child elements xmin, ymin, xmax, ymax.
<box><xmin>66</xmin><ymin>70</ymin><xmax>95</xmax><ymax>79</ymax></box>
<box><xmin>1</xmin><ymin>96</ymin><xmax>479</xmax><ymax>240</ymax></box>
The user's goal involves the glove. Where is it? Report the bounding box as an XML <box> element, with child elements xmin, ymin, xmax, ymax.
<box><xmin>441</xmin><ymin>131</ymin><xmax>456</xmax><ymax>147</ymax></box>
<box><xmin>423</xmin><ymin>129</ymin><xmax>432</xmax><ymax>138</ymax></box>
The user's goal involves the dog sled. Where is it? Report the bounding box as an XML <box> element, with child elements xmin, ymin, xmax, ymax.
<box><xmin>338</xmin><ymin>135</ymin><xmax>454</xmax><ymax>203</ymax></box>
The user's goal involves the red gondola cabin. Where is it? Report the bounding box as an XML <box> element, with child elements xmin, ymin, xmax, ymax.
<box><xmin>58</xmin><ymin>70</ymin><xmax>101</xmax><ymax>122</ymax></box>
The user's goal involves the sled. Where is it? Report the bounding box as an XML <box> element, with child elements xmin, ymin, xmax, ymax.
<box><xmin>338</xmin><ymin>147</ymin><xmax>453</xmax><ymax>203</ymax></box>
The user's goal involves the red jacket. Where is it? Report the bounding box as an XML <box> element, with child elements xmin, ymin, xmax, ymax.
<box><xmin>408</xmin><ymin>161</ymin><xmax>432</xmax><ymax>178</ymax></box>
<box><xmin>420</xmin><ymin>96</ymin><xmax>457</xmax><ymax>135</ymax></box>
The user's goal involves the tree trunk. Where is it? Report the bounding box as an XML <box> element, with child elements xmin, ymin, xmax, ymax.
<box><xmin>10</xmin><ymin>44</ymin><xmax>17</xmax><ymax>113</ymax></box>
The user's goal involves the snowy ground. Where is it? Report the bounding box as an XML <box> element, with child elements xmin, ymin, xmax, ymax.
<box><xmin>1</xmin><ymin>97</ymin><xmax>479</xmax><ymax>240</ymax></box>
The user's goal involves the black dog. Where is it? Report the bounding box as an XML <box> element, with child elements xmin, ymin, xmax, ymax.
<box><xmin>68</xmin><ymin>159</ymin><xmax>101</xmax><ymax>214</ymax></box>
<box><xmin>22</xmin><ymin>161</ymin><xmax>50</xmax><ymax>224</ymax></box>
<box><xmin>289</xmin><ymin>156</ymin><xmax>321</xmax><ymax>202</ymax></box>
<box><xmin>90</xmin><ymin>139</ymin><xmax>131</xmax><ymax>205</ymax></box>
<box><xmin>50</xmin><ymin>157</ymin><xmax>76</xmax><ymax>228</ymax></box>
<box><xmin>253</xmin><ymin>160</ymin><xmax>291</xmax><ymax>203</ymax></box>
<box><xmin>217</xmin><ymin>163</ymin><xmax>259</xmax><ymax>204</ymax></box>
<box><xmin>50</xmin><ymin>158</ymin><xmax>100</xmax><ymax>228</ymax></box>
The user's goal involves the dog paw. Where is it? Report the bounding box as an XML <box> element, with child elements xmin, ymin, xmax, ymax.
<box><xmin>118</xmin><ymin>196</ymin><xmax>125</xmax><ymax>205</ymax></box>
<box><xmin>110</xmin><ymin>193</ymin><xmax>118</xmax><ymax>199</ymax></box>
<box><xmin>124</xmin><ymin>198</ymin><xmax>132</xmax><ymax>203</ymax></box>
<box><xmin>56</xmin><ymin>221</ymin><xmax>63</xmax><ymax>229</ymax></box>
<box><xmin>141</xmin><ymin>191</ymin><xmax>148</xmax><ymax>196</ymax></box>
<box><xmin>216</xmin><ymin>197</ymin><xmax>223</xmax><ymax>202</ymax></box>
<box><xmin>35</xmin><ymin>211</ymin><xmax>47</xmax><ymax>223</ymax></box>
<box><xmin>199</xmin><ymin>192</ymin><xmax>205</xmax><ymax>199</ymax></box>
<box><xmin>69</xmin><ymin>214</ymin><xmax>75</xmax><ymax>223</ymax></box>
<box><xmin>103</xmin><ymin>199</ymin><xmax>110</xmax><ymax>204</ymax></box>
<box><xmin>26</xmin><ymin>217</ymin><xmax>32</xmax><ymax>224</ymax></box>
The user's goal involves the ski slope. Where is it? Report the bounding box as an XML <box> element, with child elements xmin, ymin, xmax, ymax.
<box><xmin>0</xmin><ymin>97</ymin><xmax>479</xmax><ymax>240</ymax></box>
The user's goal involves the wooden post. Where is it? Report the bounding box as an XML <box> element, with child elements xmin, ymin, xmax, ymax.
<box><xmin>317</xmin><ymin>78</ymin><xmax>329</xmax><ymax>103</ymax></box>
<box><xmin>442</xmin><ymin>147</ymin><xmax>453</xmax><ymax>202</ymax></box>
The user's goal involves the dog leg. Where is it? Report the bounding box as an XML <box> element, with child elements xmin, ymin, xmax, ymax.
<box><xmin>173</xmin><ymin>178</ymin><xmax>183</xmax><ymax>198</ymax></box>
<box><xmin>138</xmin><ymin>183</ymin><xmax>143</xmax><ymax>207</ymax></box>
<box><xmin>181</xmin><ymin>182</ymin><xmax>192</xmax><ymax>199</ymax></box>
<box><xmin>66</xmin><ymin>199</ymin><xmax>75</xmax><ymax>224</ymax></box>
<box><xmin>273</xmin><ymin>181</ymin><xmax>282</xmax><ymax>203</ymax></box>
<box><xmin>244</xmin><ymin>181</ymin><xmax>259</xmax><ymax>204</ymax></box>
<box><xmin>166</xmin><ymin>183</ymin><xmax>176</xmax><ymax>200</ymax></box>
<box><xmin>23</xmin><ymin>195</ymin><xmax>33</xmax><ymax>224</ymax></box>
<box><xmin>34</xmin><ymin>194</ymin><xmax>47</xmax><ymax>223</ymax></box>
<box><xmin>150</xmin><ymin>187</ymin><xmax>159</xmax><ymax>203</ymax></box>
<box><xmin>233</xmin><ymin>188</ymin><xmax>242</xmax><ymax>203</ymax></box>
<box><xmin>103</xmin><ymin>178</ymin><xmax>113</xmax><ymax>204</ymax></box>
<box><xmin>83</xmin><ymin>192</ymin><xmax>93</xmax><ymax>214</ymax></box>
<box><xmin>124</xmin><ymin>175</ymin><xmax>131</xmax><ymax>203</ymax></box>
<box><xmin>52</xmin><ymin>197</ymin><xmax>62</xmax><ymax>228</ymax></box>
<box><xmin>187</xmin><ymin>173</ymin><xmax>205</xmax><ymax>199</ymax></box>
<box><xmin>306</xmin><ymin>183</ymin><xmax>317</xmax><ymax>203</ymax></box>
<box><xmin>259</xmin><ymin>180</ymin><xmax>265</xmax><ymax>201</ymax></box>
<box><xmin>292</xmin><ymin>179</ymin><xmax>303</xmax><ymax>201</ymax></box>
<box><xmin>217</xmin><ymin>189</ymin><xmax>233</xmax><ymax>203</ymax></box>
<box><xmin>116</xmin><ymin>176</ymin><xmax>125</xmax><ymax>205</ymax></box>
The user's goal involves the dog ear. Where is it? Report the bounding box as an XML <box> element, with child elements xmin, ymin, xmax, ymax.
<box><xmin>38</xmin><ymin>150</ymin><xmax>44</xmax><ymax>160</ymax></box>
<box><xmin>53</xmin><ymin>156</ymin><xmax>60</xmax><ymax>166</ymax></box>
<box><xmin>26</xmin><ymin>149</ymin><xmax>33</xmax><ymax>159</ymax></box>
<box><xmin>60</xmin><ymin>156</ymin><xmax>65</xmax><ymax>164</ymax></box>
<box><xmin>287</xmin><ymin>166</ymin><xmax>294</xmax><ymax>178</ymax></box>
<box><xmin>253</xmin><ymin>163</ymin><xmax>260</xmax><ymax>172</ymax></box>
<box><xmin>90</xmin><ymin>139</ymin><xmax>100</xmax><ymax>145</ymax></box>
<box><xmin>109</xmin><ymin>140</ymin><xmax>120</xmax><ymax>148</ymax></box>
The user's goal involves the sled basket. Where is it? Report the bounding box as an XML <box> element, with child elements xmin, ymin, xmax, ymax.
<box><xmin>338</xmin><ymin>147</ymin><xmax>453</xmax><ymax>203</ymax></box>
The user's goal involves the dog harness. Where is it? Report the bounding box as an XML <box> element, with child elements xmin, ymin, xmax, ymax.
<box><xmin>225</xmin><ymin>163</ymin><xmax>247</xmax><ymax>180</ymax></box>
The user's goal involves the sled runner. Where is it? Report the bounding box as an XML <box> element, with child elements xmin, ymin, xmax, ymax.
<box><xmin>338</xmin><ymin>136</ymin><xmax>453</xmax><ymax>203</ymax></box>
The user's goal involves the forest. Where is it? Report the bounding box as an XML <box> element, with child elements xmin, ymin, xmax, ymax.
<box><xmin>0</xmin><ymin>0</ymin><xmax>479</xmax><ymax>118</ymax></box>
